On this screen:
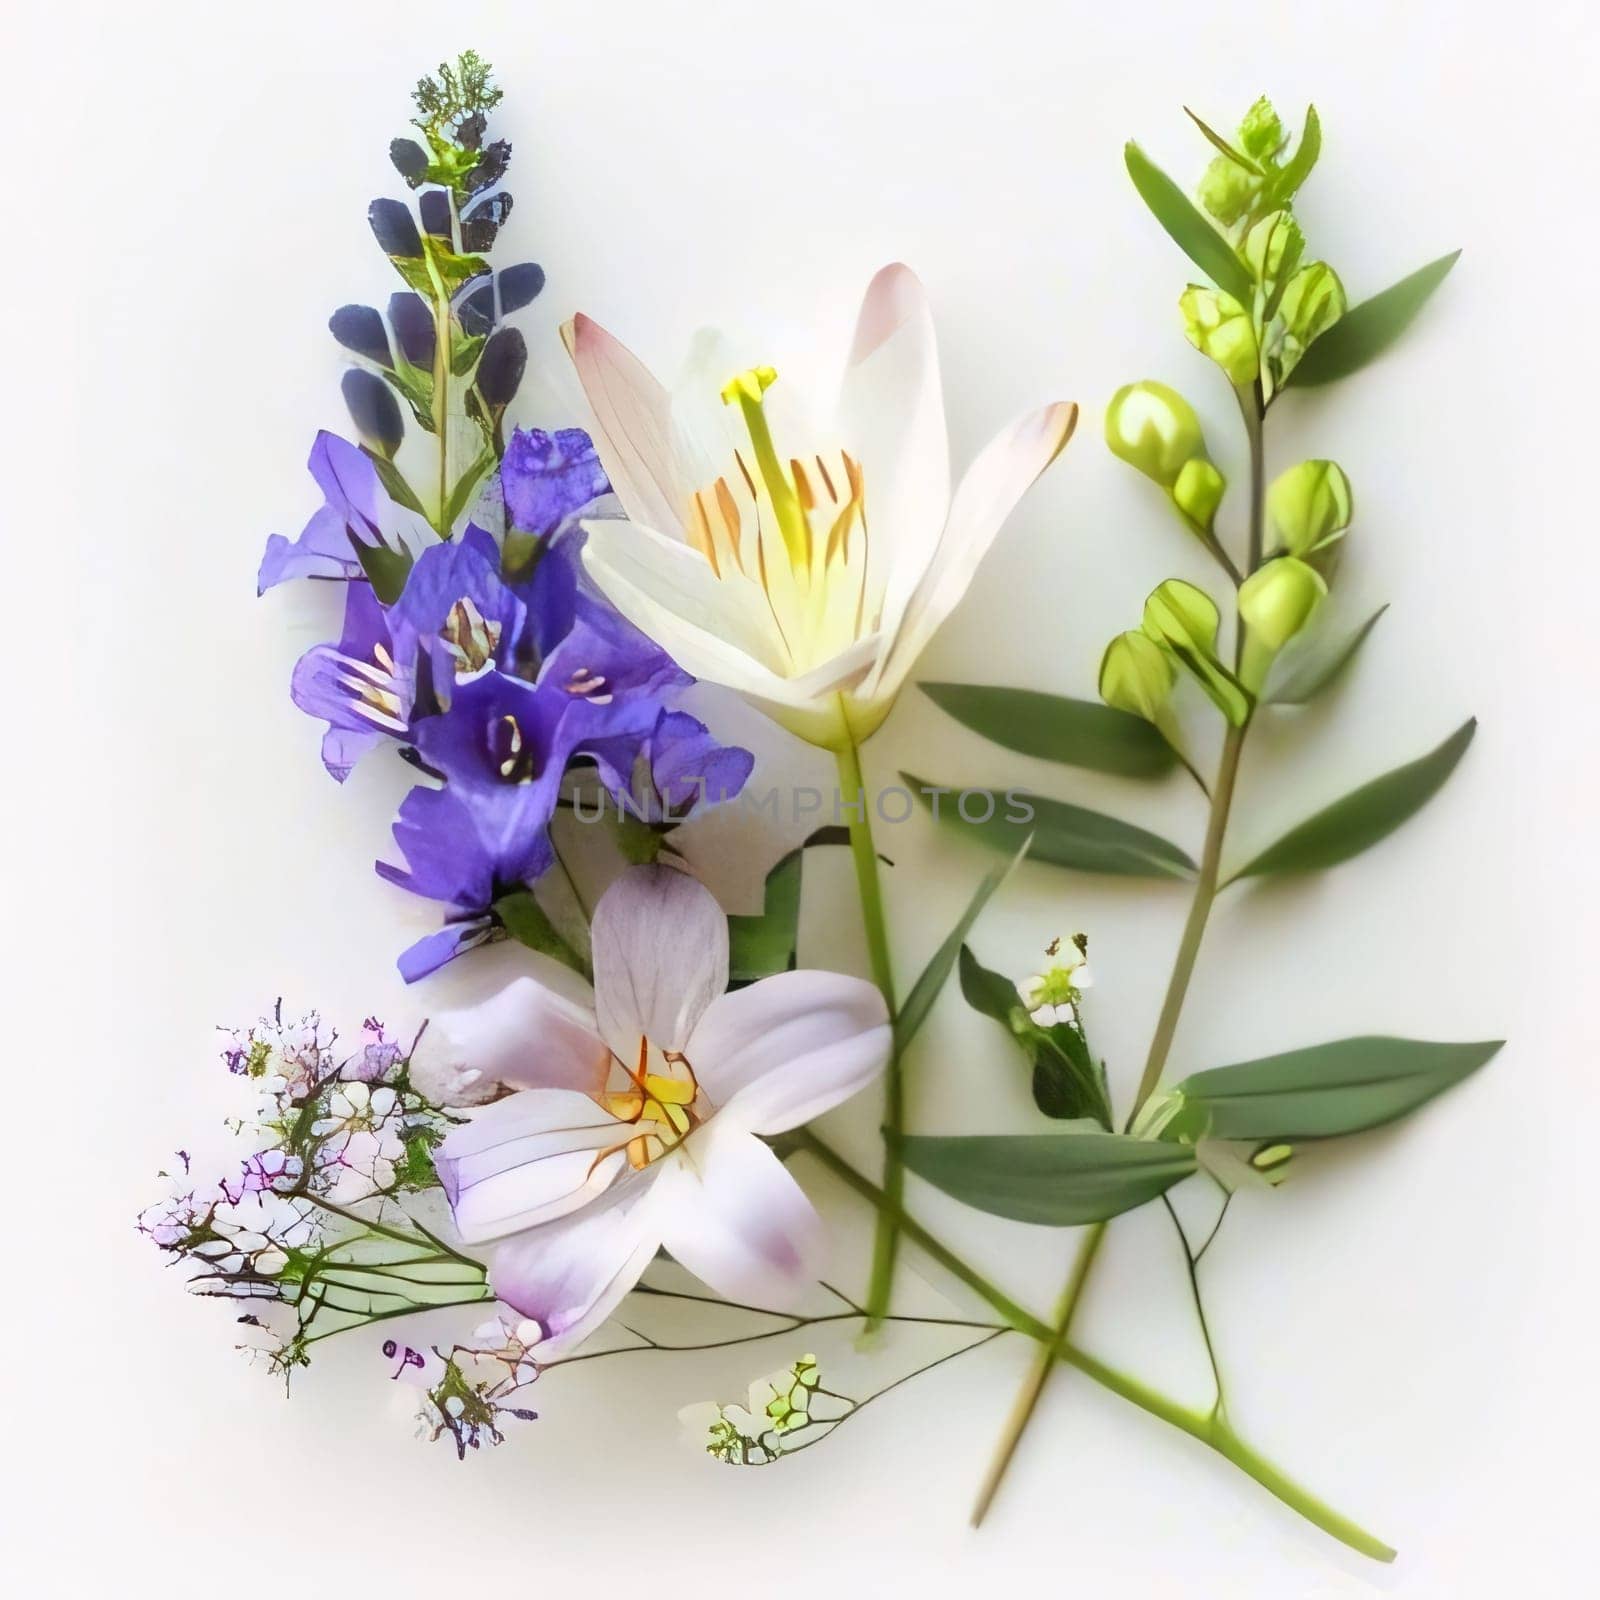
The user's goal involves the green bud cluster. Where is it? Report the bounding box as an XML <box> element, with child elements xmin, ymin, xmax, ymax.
<box><xmin>1104</xmin><ymin>381</ymin><xmax>1228</xmax><ymax>539</ymax></box>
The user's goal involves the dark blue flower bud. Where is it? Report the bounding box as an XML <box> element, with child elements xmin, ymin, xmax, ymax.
<box><xmin>498</xmin><ymin>262</ymin><xmax>546</xmax><ymax>314</ymax></box>
<box><xmin>456</xmin><ymin>274</ymin><xmax>496</xmax><ymax>337</ymax></box>
<box><xmin>475</xmin><ymin>326</ymin><xmax>527</xmax><ymax>408</ymax></box>
<box><xmin>464</xmin><ymin>139</ymin><xmax>511</xmax><ymax>194</ymax></box>
<box><xmin>342</xmin><ymin>368</ymin><xmax>405</xmax><ymax>453</ymax></box>
<box><xmin>328</xmin><ymin>304</ymin><xmax>393</xmax><ymax>368</ymax></box>
<box><xmin>387</xmin><ymin>292</ymin><xmax>436</xmax><ymax>369</ymax></box>
<box><xmin>368</xmin><ymin>198</ymin><xmax>422</xmax><ymax>259</ymax></box>
<box><xmin>419</xmin><ymin>189</ymin><xmax>453</xmax><ymax>242</ymax></box>
<box><xmin>389</xmin><ymin>139</ymin><xmax>429</xmax><ymax>188</ymax></box>
<box><xmin>459</xmin><ymin>190</ymin><xmax>512</xmax><ymax>252</ymax></box>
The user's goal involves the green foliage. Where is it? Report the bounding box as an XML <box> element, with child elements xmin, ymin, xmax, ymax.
<box><xmin>1266</xmin><ymin>604</ymin><xmax>1388</xmax><ymax>705</ymax></box>
<box><xmin>493</xmin><ymin>890</ymin><xmax>590</xmax><ymax>976</ymax></box>
<box><xmin>1173</xmin><ymin>1036</ymin><xmax>1502</xmax><ymax>1140</ymax></box>
<box><xmin>1229</xmin><ymin>719</ymin><xmax>1476</xmax><ymax>879</ymax></box>
<box><xmin>904</xmin><ymin>774</ymin><xmax>1196</xmax><ymax>878</ymax></box>
<box><xmin>959</xmin><ymin>945</ymin><xmax>1111</xmax><ymax>1123</ymax></box>
<box><xmin>1124</xmin><ymin>141</ymin><xmax>1256</xmax><ymax>303</ymax></box>
<box><xmin>894</xmin><ymin>844</ymin><xmax>1025</xmax><ymax>1053</ymax></box>
<box><xmin>353</xmin><ymin>538</ymin><xmax>413</xmax><ymax>605</ymax></box>
<box><xmin>920</xmin><ymin>682</ymin><xmax>1177</xmax><ymax>779</ymax></box>
<box><xmin>1286</xmin><ymin>251</ymin><xmax>1462</xmax><ymax>388</ymax></box>
<box><xmin>898</xmin><ymin>1128</ymin><xmax>1196</xmax><ymax>1225</ymax></box>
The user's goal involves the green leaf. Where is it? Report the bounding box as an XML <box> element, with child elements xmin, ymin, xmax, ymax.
<box><xmin>1124</xmin><ymin>141</ymin><xmax>1255</xmax><ymax>303</ymax></box>
<box><xmin>493</xmin><ymin>891</ymin><xmax>589</xmax><ymax>977</ymax></box>
<box><xmin>728</xmin><ymin>851</ymin><xmax>803</xmax><ymax>985</ymax></box>
<box><xmin>442</xmin><ymin>446</ymin><xmax>497</xmax><ymax>531</ymax></box>
<box><xmin>353</xmin><ymin>538</ymin><xmax>413</xmax><ymax>605</ymax></box>
<box><xmin>898</xmin><ymin>1129</ymin><xmax>1196</xmax><ymax>1225</ymax></box>
<box><xmin>1175</xmin><ymin>1035</ymin><xmax>1502</xmax><ymax>1140</ymax></box>
<box><xmin>896</xmin><ymin>844</ymin><xmax>1026</xmax><ymax>1053</ymax></box>
<box><xmin>1183</xmin><ymin>107</ymin><xmax>1264</xmax><ymax>174</ymax></box>
<box><xmin>960</xmin><ymin>945</ymin><xmax>1110</xmax><ymax>1123</ymax></box>
<box><xmin>1266</xmin><ymin>604</ymin><xmax>1388</xmax><ymax>705</ymax></box>
<box><xmin>920</xmin><ymin>682</ymin><xmax>1176</xmax><ymax>779</ymax></box>
<box><xmin>1286</xmin><ymin>250</ymin><xmax>1460</xmax><ymax>388</ymax></box>
<box><xmin>360</xmin><ymin>446</ymin><xmax>429</xmax><ymax>517</ymax></box>
<box><xmin>1266</xmin><ymin>105</ymin><xmax>1321</xmax><ymax>206</ymax></box>
<box><xmin>904</xmin><ymin>773</ymin><xmax>1196</xmax><ymax>879</ymax></box>
<box><xmin>1230</xmin><ymin>718</ymin><xmax>1475</xmax><ymax>880</ymax></box>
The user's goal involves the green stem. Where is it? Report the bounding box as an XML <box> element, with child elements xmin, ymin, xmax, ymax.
<box><xmin>832</xmin><ymin>710</ymin><xmax>902</xmax><ymax>1332</ymax></box>
<box><xmin>799</xmin><ymin>1131</ymin><xmax>1393</xmax><ymax>1561</ymax></box>
<box><xmin>969</xmin><ymin>1220</ymin><xmax>1106</xmax><ymax>1526</ymax></box>
<box><xmin>1128</xmin><ymin>717</ymin><xmax>1248</xmax><ymax>1122</ymax></box>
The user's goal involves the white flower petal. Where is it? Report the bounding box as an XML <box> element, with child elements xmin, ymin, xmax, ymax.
<box><xmin>591</xmin><ymin>865</ymin><xmax>729</xmax><ymax>1056</ymax></box>
<box><xmin>488</xmin><ymin>1186</ymin><xmax>661</xmax><ymax>1357</ymax></box>
<box><xmin>412</xmin><ymin>976</ymin><xmax>610</xmax><ymax>1103</ymax></box>
<box><xmin>435</xmin><ymin>1089</ymin><xmax>629</xmax><ymax>1244</ymax></box>
<box><xmin>871</xmin><ymin>400</ymin><xmax>1078</xmax><ymax>700</ymax></box>
<box><xmin>837</xmin><ymin>263</ymin><xmax>950</xmax><ymax>644</ymax></box>
<box><xmin>565</xmin><ymin>313</ymin><xmax>686</xmax><ymax>537</ymax></box>
<box><xmin>653</xmin><ymin>1122</ymin><xmax>823</xmax><ymax>1307</ymax></box>
<box><xmin>688</xmin><ymin>969</ymin><xmax>891</xmax><ymax>1135</ymax></box>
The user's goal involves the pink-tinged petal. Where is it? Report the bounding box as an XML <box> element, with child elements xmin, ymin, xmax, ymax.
<box><xmin>434</xmin><ymin>1089</ymin><xmax>628</xmax><ymax>1244</ymax></box>
<box><xmin>689</xmin><ymin>969</ymin><xmax>891</xmax><ymax>1135</ymax></box>
<box><xmin>652</xmin><ymin>1122</ymin><xmax>823</xmax><ymax>1307</ymax></box>
<box><xmin>838</xmin><ymin>264</ymin><xmax>950</xmax><ymax>639</ymax></box>
<box><xmin>564</xmin><ymin>313</ymin><xmax>685</xmax><ymax>537</ymax></box>
<box><xmin>869</xmin><ymin>400</ymin><xmax>1078</xmax><ymax>702</ymax></box>
<box><xmin>489</xmin><ymin>1185</ymin><xmax>661</xmax><ymax>1357</ymax></box>
<box><xmin>412</xmin><ymin>976</ymin><xmax>610</xmax><ymax>1104</ymax></box>
<box><xmin>591</xmin><ymin>865</ymin><xmax>729</xmax><ymax>1057</ymax></box>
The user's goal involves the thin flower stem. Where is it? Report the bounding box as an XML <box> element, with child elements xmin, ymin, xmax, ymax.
<box><xmin>832</xmin><ymin>707</ymin><xmax>902</xmax><ymax>1332</ymax></box>
<box><xmin>968</xmin><ymin>1221</ymin><xmax>1106</xmax><ymax>1527</ymax></box>
<box><xmin>1162</xmin><ymin>1193</ymin><xmax>1226</xmax><ymax>1410</ymax></box>
<box><xmin>967</xmin><ymin>388</ymin><xmax>1268</xmax><ymax>1524</ymax></box>
<box><xmin>800</xmin><ymin>1130</ymin><xmax>1393</xmax><ymax>1561</ymax></box>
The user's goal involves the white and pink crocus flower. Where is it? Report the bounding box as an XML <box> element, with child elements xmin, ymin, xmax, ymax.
<box><xmin>424</xmin><ymin>866</ymin><xmax>891</xmax><ymax>1356</ymax></box>
<box><xmin>566</xmin><ymin>264</ymin><xmax>1078</xmax><ymax>748</ymax></box>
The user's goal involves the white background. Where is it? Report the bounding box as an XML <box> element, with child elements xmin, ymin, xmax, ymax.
<box><xmin>11</xmin><ymin>0</ymin><xmax>1599</xmax><ymax>1593</ymax></box>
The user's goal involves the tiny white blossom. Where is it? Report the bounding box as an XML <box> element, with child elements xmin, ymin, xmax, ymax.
<box><xmin>1016</xmin><ymin>934</ymin><xmax>1093</xmax><ymax>1030</ymax></box>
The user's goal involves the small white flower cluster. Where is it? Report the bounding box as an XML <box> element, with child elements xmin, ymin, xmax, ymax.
<box><xmin>311</xmin><ymin>1082</ymin><xmax>412</xmax><ymax>1203</ymax></box>
<box><xmin>1016</xmin><ymin>933</ymin><xmax>1094</xmax><ymax>1028</ymax></box>
<box><xmin>680</xmin><ymin>1354</ymin><xmax>834</xmax><ymax>1466</ymax></box>
<box><xmin>386</xmin><ymin>1333</ymin><xmax>539</xmax><ymax>1458</ymax></box>
<box><xmin>139</xmin><ymin>1182</ymin><xmax>322</xmax><ymax>1298</ymax></box>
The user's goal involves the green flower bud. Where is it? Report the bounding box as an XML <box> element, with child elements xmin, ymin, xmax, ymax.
<box><xmin>1278</xmin><ymin>261</ymin><xmax>1346</xmax><ymax>350</ymax></box>
<box><xmin>1142</xmin><ymin>579</ymin><xmax>1253</xmax><ymax>725</ymax></box>
<box><xmin>1251</xmin><ymin>1142</ymin><xmax>1293</xmax><ymax>1186</ymax></box>
<box><xmin>1237</xmin><ymin>556</ymin><xmax>1328</xmax><ymax>692</ymax></box>
<box><xmin>1267</xmin><ymin>460</ymin><xmax>1352</xmax><ymax>556</ymax></box>
<box><xmin>1172</xmin><ymin>457</ymin><xmax>1225</xmax><ymax>534</ymax></box>
<box><xmin>1243</xmin><ymin>211</ymin><xmax>1305</xmax><ymax>294</ymax></box>
<box><xmin>1099</xmin><ymin>629</ymin><xmax>1177</xmax><ymax>723</ymax></box>
<box><xmin>1104</xmin><ymin>380</ymin><xmax>1205</xmax><ymax>488</ymax></box>
<box><xmin>1238</xmin><ymin>95</ymin><xmax>1285</xmax><ymax>160</ymax></box>
<box><xmin>1179</xmin><ymin>286</ymin><xmax>1259</xmax><ymax>387</ymax></box>
<box><xmin>1197</xmin><ymin>154</ymin><xmax>1258</xmax><ymax>227</ymax></box>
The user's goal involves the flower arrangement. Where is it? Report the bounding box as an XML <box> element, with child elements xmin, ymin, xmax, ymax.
<box><xmin>143</xmin><ymin>57</ymin><xmax>1490</xmax><ymax>1559</ymax></box>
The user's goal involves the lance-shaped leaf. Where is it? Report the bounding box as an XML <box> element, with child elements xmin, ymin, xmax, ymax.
<box><xmin>1266</xmin><ymin>604</ymin><xmax>1388</xmax><ymax>705</ymax></box>
<box><xmin>1174</xmin><ymin>1035</ymin><xmax>1502</xmax><ymax>1140</ymax></box>
<box><xmin>920</xmin><ymin>683</ymin><xmax>1176</xmax><ymax>779</ymax></box>
<box><xmin>960</xmin><ymin>946</ymin><xmax>1110</xmax><ymax>1123</ymax></box>
<box><xmin>896</xmin><ymin>841</ymin><xmax>1027</xmax><ymax>1052</ymax></box>
<box><xmin>1286</xmin><ymin>250</ymin><xmax>1461</xmax><ymax>388</ymax></box>
<box><xmin>1124</xmin><ymin>142</ymin><xmax>1255</xmax><ymax>303</ymax></box>
<box><xmin>899</xmin><ymin>1129</ymin><xmax>1196</xmax><ymax>1225</ymax></box>
<box><xmin>903</xmin><ymin>774</ymin><xmax>1196</xmax><ymax>879</ymax></box>
<box><xmin>1227</xmin><ymin>718</ymin><xmax>1475</xmax><ymax>880</ymax></box>
<box><xmin>492</xmin><ymin>890</ymin><xmax>588</xmax><ymax>978</ymax></box>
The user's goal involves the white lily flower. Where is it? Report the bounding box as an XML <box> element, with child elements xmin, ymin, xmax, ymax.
<box><xmin>426</xmin><ymin>866</ymin><xmax>891</xmax><ymax>1355</ymax></box>
<box><xmin>565</xmin><ymin>264</ymin><xmax>1078</xmax><ymax>747</ymax></box>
